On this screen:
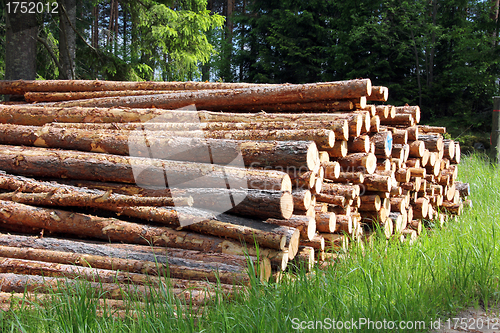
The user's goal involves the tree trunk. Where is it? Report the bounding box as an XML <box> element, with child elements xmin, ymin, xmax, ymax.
<box><xmin>5</xmin><ymin>8</ymin><xmax>38</xmax><ymax>94</ymax></box>
<box><xmin>58</xmin><ymin>0</ymin><xmax>76</xmax><ymax>79</ymax></box>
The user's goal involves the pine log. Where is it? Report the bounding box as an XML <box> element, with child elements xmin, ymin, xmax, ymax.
<box><xmin>419</xmin><ymin>134</ymin><xmax>444</xmax><ymax>152</ymax></box>
<box><xmin>0</xmin><ymin>191</ymin><xmax>192</xmax><ymax>211</ymax></box>
<box><xmin>334</xmin><ymin>172</ymin><xmax>364</xmax><ymax>184</ymax></box>
<box><xmin>395</xmin><ymin>105</ymin><xmax>420</xmax><ymax>123</ymax></box>
<box><xmin>42</xmin><ymin>79</ymin><xmax>372</xmax><ymax>109</ymax></box>
<box><xmin>455</xmin><ymin>181</ymin><xmax>470</xmax><ymax>198</ymax></box>
<box><xmin>291</xmin><ymin>246</ymin><xmax>315</xmax><ymax>271</ymax></box>
<box><xmin>336</xmin><ymin>153</ymin><xmax>377</xmax><ymax>174</ymax></box>
<box><xmin>322</xmin><ymin>233</ymin><xmax>349</xmax><ymax>251</ymax></box>
<box><xmin>452</xmin><ymin>142</ymin><xmax>461</xmax><ymax>164</ymax></box>
<box><xmin>406</xmin><ymin>126</ymin><xmax>419</xmax><ymax>141</ymax></box>
<box><xmin>161</xmin><ymin>128</ymin><xmax>336</xmax><ymax>149</ymax></box>
<box><xmin>334</xmin><ymin>215</ymin><xmax>352</xmax><ymax>234</ymax></box>
<box><xmin>375</xmin><ymin>105</ymin><xmax>389</xmax><ymax>119</ymax></box>
<box><xmin>412</xmin><ymin>198</ymin><xmax>429</xmax><ymax>219</ymax></box>
<box><xmin>371</xmin><ymin>131</ymin><xmax>393</xmax><ymax>158</ymax></box>
<box><xmin>289</xmin><ymin>170</ymin><xmax>316</xmax><ymax>190</ymax></box>
<box><xmin>0</xmin><ymin>273</ymin><xmax>214</xmax><ymax>305</ymax></box>
<box><xmin>266</xmin><ymin>215</ymin><xmax>316</xmax><ymax>242</ymax></box>
<box><xmin>25</xmin><ymin>90</ymin><xmax>194</xmax><ymax>102</ymax></box>
<box><xmin>0</xmin><ymin>246</ymin><xmax>248</xmax><ymax>285</ymax></box>
<box><xmin>368</xmin><ymin>86</ymin><xmax>389</xmax><ymax>102</ymax></box>
<box><xmin>408</xmin><ymin>140</ymin><xmax>425</xmax><ymax>158</ymax></box>
<box><xmin>292</xmin><ymin>190</ymin><xmax>312</xmax><ymax>211</ymax></box>
<box><xmin>443</xmin><ymin>139</ymin><xmax>456</xmax><ymax>160</ymax></box>
<box><xmin>0</xmin><ymin>233</ymin><xmax>278</xmax><ymax>277</ymax></box>
<box><xmin>318</xmin><ymin>151</ymin><xmax>330</xmax><ymax>164</ymax></box>
<box><xmin>391</xmin><ymin>129</ymin><xmax>408</xmax><ymax>145</ymax></box>
<box><xmin>316</xmin><ymin>213</ymin><xmax>336</xmax><ymax>233</ymax></box>
<box><xmin>370</xmin><ymin>115</ymin><xmax>381</xmax><ymax>133</ymax></box>
<box><xmin>315</xmin><ymin>193</ymin><xmax>347</xmax><ymax>207</ymax></box>
<box><xmin>321</xmin><ymin>183</ymin><xmax>360</xmax><ymax>199</ymax></box>
<box><xmin>0</xmin><ymin>79</ymin><xmax>266</xmax><ymax>95</ymax></box>
<box><xmin>227</xmin><ymin>100</ymin><xmax>359</xmax><ymax>113</ymax></box>
<box><xmin>409</xmin><ymin>220</ymin><xmax>423</xmax><ymax>235</ymax></box>
<box><xmin>0</xmin><ymin>200</ymin><xmax>297</xmax><ymax>255</ymax></box>
<box><xmin>418</xmin><ymin>125</ymin><xmax>447</xmax><ymax>134</ymax></box>
<box><xmin>348</xmin><ymin>135</ymin><xmax>370</xmax><ymax>153</ymax></box>
<box><xmin>323</xmin><ymin>140</ymin><xmax>348</xmax><ymax>158</ymax></box>
<box><xmin>362</xmin><ymin>174</ymin><xmax>392</xmax><ymax>192</ymax></box>
<box><xmin>323</xmin><ymin>161</ymin><xmax>341</xmax><ymax>180</ymax></box>
<box><xmin>380</xmin><ymin>114</ymin><xmax>414</xmax><ymax>127</ymax></box>
<box><xmin>0</xmin><ymin>124</ymin><xmax>321</xmax><ymax>171</ymax></box>
<box><xmin>358</xmin><ymin>195</ymin><xmax>381</xmax><ymax>212</ymax></box>
<box><xmin>299</xmin><ymin>234</ymin><xmax>325</xmax><ymax>251</ymax></box>
<box><xmin>354</xmin><ymin>111</ymin><xmax>371</xmax><ymax>134</ymax></box>
<box><xmin>0</xmin><ymin>145</ymin><xmax>292</xmax><ymax>191</ymax></box>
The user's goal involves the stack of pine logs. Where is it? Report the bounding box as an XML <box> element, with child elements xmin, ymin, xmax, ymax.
<box><xmin>0</xmin><ymin>79</ymin><xmax>470</xmax><ymax>310</ymax></box>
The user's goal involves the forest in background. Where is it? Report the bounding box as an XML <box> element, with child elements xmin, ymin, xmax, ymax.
<box><xmin>1</xmin><ymin>0</ymin><xmax>500</xmax><ymax>128</ymax></box>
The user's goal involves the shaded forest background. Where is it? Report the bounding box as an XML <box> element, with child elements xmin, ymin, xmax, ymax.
<box><xmin>1</xmin><ymin>0</ymin><xmax>500</xmax><ymax>129</ymax></box>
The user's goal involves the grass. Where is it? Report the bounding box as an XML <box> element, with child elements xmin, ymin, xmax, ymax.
<box><xmin>2</xmin><ymin>153</ymin><xmax>500</xmax><ymax>332</ymax></box>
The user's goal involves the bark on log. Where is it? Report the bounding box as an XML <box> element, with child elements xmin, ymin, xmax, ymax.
<box><xmin>0</xmin><ymin>200</ymin><xmax>295</xmax><ymax>254</ymax></box>
<box><xmin>291</xmin><ymin>246</ymin><xmax>315</xmax><ymax>271</ymax></box>
<box><xmin>455</xmin><ymin>181</ymin><xmax>470</xmax><ymax>198</ymax></box>
<box><xmin>322</xmin><ymin>161</ymin><xmax>341</xmax><ymax>180</ymax></box>
<box><xmin>0</xmin><ymin>273</ymin><xmax>214</xmax><ymax>305</ymax></box>
<box><xmin>315</xmin><ymin>193</ymin><xmax>347</xmax><ymax>207</ymax></box>
<box><xmin>0</xmin><ymin>233</ymin><xmax>278</xmax><ymax>276</ymax></box>
<box><xmin>47</xmin><ymin>120</ymin><xmax>350</xmax><ymax>141</ymax></box>
<box><xmin>0</xmin><ymin>145</ymin><xmax>292</xmax><ymax>191</ymax></box>
<box><xmin>0</xmin><ymin>191</ymin><xmax>192</xmax><ymax>210</ymax></box>
<box><xmin>266</xmin><ymin>215</ymin><xmax>315</xmax><ymax>242</ymax></box>
<box><xmin>299</xmin><ymin>234</ymin><xmax>325</xmax><ymax>251</ymax></box>
<box><xmin>362</xmin><ymin>174</ymin><xmax>392</xmax><ymax>192</ymax></box>
<box><xmin>292</xmin><ymin>190</ymin><xmax>312</xmax><ymax>211</ymax></box>
<box><xmin>289</xmin><ymin>170</ymin><xmax>316</xmax><ymax>191</ymax></box>
<box><xmin>323</xmin><ymin>140</ymin><xmax>348</xmax><ymax>158</ymax></box>
<box><xmin>315</xmin><ymin>213</ymin><xmax>336</xmax><ymax>233</ymax></box>
<box><xmin>0</xmin><ymin>246</ymin><xmax>248</xmax><ymax>284</ymax></box>
<box><xmin>358</xmin><ymin>195</ymin><xmax>381</xmax><ymax>212</ymax></box>
<box><xmin>333</xmin><ymin>172</ymin><xmax>364</xmax><ymax>184</ymax></box>
<box><xmin>214</xmin><ymin>100</ymin><xmax>358</xmax><ymax>113</ymax></box>
<box><xmin>368</xmin><ymin>86</ymin><xmax>389</xmax><ymax>102</ymax></box>
<box><xmin>335</xmin><ymin>215</ymin><xmax>352</xmax><ymax>234</ymax></box>
<box><xmin>418</xmin><ymin>134</ymin><xmax>444</xmax><ymax>152</ymax></box>
<box><xmin>370</xmin><ymin>115</ymin><xmax>380</xmax><ymax>133</ymax></box>
<box><xmin>375</xmin><ymin>105</ymin><xmax>389</xmax><ymax>118</ymax></box>
<box><xmin>0</xmin><ymin>124</ymin><xmax>320</xmax><ymax>171</ymax></box>
<box><xmin>348</xmin><ymin>135</ymin><xmax>370</xmax><ymax>153</ymax></box>
<box><xmin>395</xmin><ymin>106</ymin><xmax>420</xmax><ymax>123</ymax></box>
<box><xmin>320</xmin><ymin>183</ymin><xmax>359</xmax><ymax>200</ymax></box>
<box><xmin>371</xmin><ymin>131</ymin><xmax>393</xmax><ymax>158</ymax></box>
<box><xmin>336</xmin><ymin>153</ymin><xmax>377</xmax><ymax>174</ymax></box>
<box><xmin>418</xmin><ymin>125</ymin><xmax>447</xmax><ymax>134</ymax></box>
<box><xmin>379</xmin><ymin>114</ymin><xmax>414</xmax><ymax>127</ymax></box>
<box><xmin>25</xmin><ymin>90</ymin><xmax>183</xmax><ymax>102</ymax></box>
<box><xmin>42</xmin><ymin>79</ymin><xmax>372</xmax><ymax>109</ymax></box>
<box><xmin>412</xmin><ymin>197</ymin><xmax>429</xmax><ymax>219</ymax></box>
<box><xmin>0</xmin><ymin>79</ymin><xmax>264</xmax><ymax>94</ymax></box>
<box><xmin>408</xmin><ymin>140</ymin><xmax>425</xmax><ymax>158</ymax></box>
<box><xmin>392</xmin><ymin>129</ymin><xmax>408</xmax><ymax>145</ymax></box>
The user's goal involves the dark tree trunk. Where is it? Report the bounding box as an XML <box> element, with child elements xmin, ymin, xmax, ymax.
<box><xmin>5</xmin><ymin>6</ymin><xmax>37</xmax><ymax>84</ymax></box>
<box><xmin>58</xmin><ymin>0</ymin><xmax>77</xmax><ymax>79</ymax></box>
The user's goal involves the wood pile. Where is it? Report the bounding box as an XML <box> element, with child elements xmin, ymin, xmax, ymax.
<box><xmin>0</xmin><ymin>79</ymin><xmax>470</xmax><ymax>308</ymax></box>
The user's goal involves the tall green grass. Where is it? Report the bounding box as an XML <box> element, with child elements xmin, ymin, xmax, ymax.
<box><xmin>2</xmin><ymin>153</ymin><xmax>500</xmax><ymax>332</ymax></box>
